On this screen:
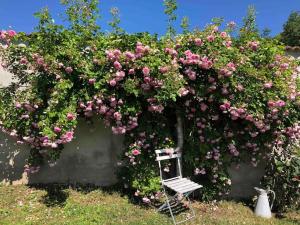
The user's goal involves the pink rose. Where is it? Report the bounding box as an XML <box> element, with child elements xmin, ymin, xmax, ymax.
<box><xmin>99</xmin><ymin>105</ymin><xmax>108</xmax><ymax>114</ymax></box>
<box><xmin>125</xmin><ymin>51</ymin><xmax>135</xmax><ymax>60</ymax></box>
<box><xmin>143</xmin><ymin>76</ymin><xmax>151</xmax><ymax>83</ymax></box>
<box><xmin>128</xmin><ymin>69</ymin><xmax>135</xmax><ymax>74</ymax></box>
<box><xmin>113</xmin><ymin>61</ymin><xmax>122</xmax><ymax>70</ymax></box>
<box><xmin>113</xmin><ymin>49</ymin><xmax>122</xmax><ymax>57</ymax></box>
<box><xmin>67</xmin><ymin>113</ymin><xmax>76</xmax><ymax>121</ymax></box>
<box><xmin>248</xmin><ymin>41</ymin><xmax>259</xmax><ymax>51</ymax></box>
<box><xmin>20</xmin><ymin>57</ymin><xmax>28</xmax><ymax>64</ymax></box>
<box><xmin>207</xmin><ymin>35</ymin><xmax>215</xmax><ymax>42</ymax></box>
<box><xmin>15</xmin><ymin>102</ymin><xmax>22</xmax><ymax>109</ymax></box>
<box><xmin>227</xmin><ymin>62</ymin><xmax>236</xmax><ymax>71</ymax></box>
<box><xmin>187</xmin><ymin>71</ymin><xmax>196</xmax><ymax>80</ymax></box>
<box><xmin>194</xmin><ymin>38</ymin><xmax>203</xmax><ymax>46</ymax></box>
<box><xmin>236</xmin><ymin>84</ymin><xmax>244</xmax><ymax>92</ymax></box>
<box><xmin>51</xmin><ymin>143</ymin><xmax>58</xmax><ymax>148</ymax></box>
<box><xmin>142</xmin><ymin>197</ymin><xmax>151</xmax><ymax>204</ymax></box>
<box><xmin>263</xmin><ymin>82</ymin><xmax>272</xmax><ymax>89</ymax></box>
<box><xmin>142</xmin><ymin>67</ymin><xmax>150</xmax><ymax>76</ymax></box>
<box><xmin>65</xmin><ymin>67</ymin><xmax>73</xmax><ymax>74</ymax></box>
<box><xmin>280</xmin><ymin>63</ymin><xmax>289</xmax><ymax>70</ymax></box>
<box><xmin>200</xmin><ymin>103</ymin><xmax>208</xmax><ymax>112</ymax></box>
<box><xmin>113</xmin><ymin>112</ymin><xmax>122</xmax><ymax>121</ymax></box>
<box><xmin>220</xmin><ymin>32</ymin><xmax>227</xmax><ymax>38</ymax></box>
<box><xmin>7</xmin><ymin>30</ymin><xmax>17</xmax><ymax>37</ymax></box>
<box><xmin>132</xmin><ymin>149</ymin><xmax>141</xmax><ymax>156</ymax></box>
<box><xmin>267</xmin><ymin>101</ymin><xmax>275</xmax><ymax>108</ymax></box>
<box><xmin>36</xmin><ymin>57</ymin><xmax>44</xmax><ymax>65</ymax></box>
<box><xmin>88</xmin><ymin>78</ymin><xmax>96</xmax><ymax>85</ymax></box>
<box><xmin>54</xmin><ymin>127</ymin><xmax>62</xmax><ymax>133</ymax></box>
<box><xmin>159</xmin><ymin>66</ymin><xmax>169</xmax><ymax>74</ymax></box>
<box><xmin>224</xmin><ymin>102</ymin><xmax>231</xmax><ymax>108</ymax></box>
<box><xmin>276</xmin><ymin>100</ymin><xmax>286</xmax><ymax>107</ymax></box>
<box><xmin>109</xmin><ymin>79</ymin><xmax>117</xmax><ymax>86</ymax></box>
<box><xmin>178</xmin><ymin>88</ymin><xmax>189</xmax><ymax>97</ymax></box>
<box><xmin>225</xmin><ymin>41</ymin><xmax>232</xmax><ymax>48</ymax></box>
<box><xmin>62</xmin><ymin>131</ymin><xmax>74</xmax><ymax>142</ymax></box>
<box><xmin>219</xmin><ymin>104</ymin><xmax>227</xmax><ymax>111</ymax></box>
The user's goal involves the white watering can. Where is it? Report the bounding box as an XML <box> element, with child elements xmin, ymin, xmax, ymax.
<box><xmin>254</xmin><ymin>187</ymin><xmax>275</xmax><ymax>218</ymax></box>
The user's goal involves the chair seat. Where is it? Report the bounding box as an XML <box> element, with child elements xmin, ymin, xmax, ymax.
<box><xmin>163</xmin><ymin>178</ymin><xmax>202</xmax><ymax>194</ymax></box>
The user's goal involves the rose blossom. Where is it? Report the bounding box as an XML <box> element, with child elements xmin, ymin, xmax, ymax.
<box><xmin>159</xmin><ymin>66</ymin><xmax>169</xmax><ymax>74</ymax></box>
<box><xmin>178</xmin><ymin>88</ymin><xmax>189</xmax><ymax>97</ymax></box>
<box><xmin>142</xmin><ymin>67</ymin><xmax>150</xmax><ymax>76</ymax></box>
<box><xmin>113</xmin><ymin>112</ymin><xmax>122</xmax><ymax>121</ymax></box>
<box><xmin>142</xmin><ymin>197</ymin><xmax>151</xmax><ymax>204</ymax></box>
<box><xmin>220</xmin><ymin>32</ymin><xmax>227</xmax><ymax>38</ymax></box>
<box><xmin>65</xmin><ymin>67</ymin><xmax>73</xmax><ymax>74</ymax></box>
<box><xmin>206</xmin><ymin>35</ymin><xmax>215</xmax><ymax>42</ymax></box>
<box><xmin>225</xmin><ymin>40</ymin><xmax>232</xmax><ymax>48</ymax></box>
<box><xmin>194</xmin><ymin>38</ymin><xmax>203</xmax><ymax>46</ymax></box>
<box><xmin>88</xmin><ymin>78</ymin><xmax>96</xmax><ymax>85</ymax></box>
<box><xmin>264</xmin><ymin>82</ymin><xmax>272</xmax><ymax>89</ymax></box>
<box><xmin>54</xmin><ymin>127</ymin><xmax>62</xmax><ymax>133</ymax></box>
<box><xmin>236</xmin><ymin>84</ymin><xmax>244</xmax><ymax>91</ymax></box>
<box><xmin>67</xmin><ymin>113</ymin><xmax>76</xmax><ymax>121</ymax></box>
<box><xmin>7</xmin><ymin>30</ymin><xmax>17</xmax><ymax>37</ymax></box>
<box><xmin>200</xmin><ymin>103</ymin><xmax>208</xmax><ymax>111</ymax></box>
<box><xmin>128</xmin><ymin>68</ymin><xmax>135</xmax><ymax>74</ymax></box>
<box><xmin>132</xmin><ymin>149</ymin><xmax>141</xmax><ymax>156</ymax></box>
<box><xmin>248</xmin><ymin>41</ymin><xmax>259</xmax><ymax>51</ymax></box>
<box><xmin>113</xmin><ymin>61</ymin><xmax>122</xmax><ymax>70</ymax></box>
<box><xmin>61</xmin><ymin>131</ymin><xmax>74</xmax><ymax>142</ymax></box>
<box><xmin>109</xmin><ymin>79</ymin><xmax>117</xmax><ymax>86</ymax></box>
<box><xmin>276</xmin><ymin>100</ymin><xmax>286</xmax><ymax>107</ymax></box>
<box><xmin>20</xmin><ymin>57</ymin><xmax>28</xmax><ymax>64</ymax></box>
<box><xmin>15</xmin><ymin>102</ymin><xmax>22</xmax><ymax>109</ymax></box>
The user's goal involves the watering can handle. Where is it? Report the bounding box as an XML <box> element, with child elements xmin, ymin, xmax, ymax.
<box><xmin>268</xmin><ymin>190</ymin><xmax>276</xmax><ymax>210</ymax></box>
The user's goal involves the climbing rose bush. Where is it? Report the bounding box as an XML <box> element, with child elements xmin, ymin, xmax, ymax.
<box><xmin>0</xmin><ymin>2</ymin><xmax>300</xmax><ymax>203</ymax></box>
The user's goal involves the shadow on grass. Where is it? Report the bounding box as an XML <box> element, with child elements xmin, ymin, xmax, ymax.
<box><xmin>28</xmin><ymin>183</ymin><xmax>123</xmax><ymax>208</ymax></box>
<box><xmin>40</xmin><ymin>186</ymin><xmax>69</xmax><ymax>207</ymax></box>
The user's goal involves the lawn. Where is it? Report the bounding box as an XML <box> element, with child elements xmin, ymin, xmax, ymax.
<box><xmin>0</xmin><ymin>185</ymin><xmax>299</xmax><ymax>225</ymax></box>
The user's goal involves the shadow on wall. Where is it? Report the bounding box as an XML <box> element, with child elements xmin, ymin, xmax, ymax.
<box><xmin>28</xmin><ymin>118</ymin><xmax>124</xmax><ymax>186</ymax></box>
<box><xmin>228</xmin><ymin>162</ymin><xmax>266</xmax><ymax>199</ymax></box>
<box><xmin>0</xmin><ymin>119</ymin><xmax>124</xmax><ymax>186</ymax></box>
<box><xmin>0</xmin><ymin>132</ymin><xmax>29</xmax><ymax>185</ymax></box>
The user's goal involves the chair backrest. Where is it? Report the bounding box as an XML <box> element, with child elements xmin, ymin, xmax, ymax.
<box><xmin>155</xmin><ymin>148</ymin><xmax>182</xmax><ymax>182</ymax></box>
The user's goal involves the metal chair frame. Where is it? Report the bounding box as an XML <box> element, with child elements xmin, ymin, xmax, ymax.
<box><xmin>155</xmin><ymin>148</ymin><xmax>202</xmax><ymax>225</ymax></box>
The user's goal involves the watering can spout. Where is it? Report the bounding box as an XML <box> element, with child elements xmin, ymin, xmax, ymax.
<box><xmin>254</xmin><ymin>187</ymin><xmax>275</xmax><ymax>219</ymax></box>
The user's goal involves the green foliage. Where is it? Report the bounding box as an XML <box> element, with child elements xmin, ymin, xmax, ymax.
<box><xmin>108</xmin><ymin>7</ymin><xmax>124</xmax><ymax>35</ymax></box>
<box><xmin>262</xmin><ymin>144</ymin><xmax>300</xmax><ymax>212</ymax></box>
<box><xmin>261</xmin><ymin>28</ymin><xmax>271</xmax><ymax>38</ymax></box>
<box><xmin>164</xmin><ymin>0</ymin><xmax>178</xmax><ymax>38</ymax></box>
<box><xmin>60</xmin><ymin>0</ymin><xmax>100</xmax><ymax>35</ymax></box>
<box><xmin>281</xmin><ymin>11</ymin><xmax>300</xmax><ymax>46</ymax></box>
<box><xmin>180</xmin><ymin>16</ymin><xmax>190</xmax><ymax>34</ymax></box>
<box><xmin>240</xmin><ymin>5</ymin><xmax>259</xmax><ymax>37</ymax></box>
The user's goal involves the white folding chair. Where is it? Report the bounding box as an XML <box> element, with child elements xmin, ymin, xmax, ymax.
<box><xmin>155</xmin><ymin>148</ymin><xmax>202</xmax><ymax>225</ymax></box>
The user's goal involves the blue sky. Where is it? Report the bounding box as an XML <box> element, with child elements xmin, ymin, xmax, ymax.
<box><xmin>0</xmin><ymin>0</ymin><xmax>299</xmax><ymax>36</ymax></box>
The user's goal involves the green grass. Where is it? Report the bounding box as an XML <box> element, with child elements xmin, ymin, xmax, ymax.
<box><xmin>0</xmin><ymin>185</ymin><xmax>299</xmax><ymax>225</ymax></box>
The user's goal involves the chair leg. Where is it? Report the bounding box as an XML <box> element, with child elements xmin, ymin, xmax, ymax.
<box><xmin>164</xmin><ymin>192</ymin><xmax>177</xmax><ymax>225</ymax></box>
<box><xmin>158</xmin><ymin>190</ymin><xmax>198</xmax><ymax>225</ymax></box>
<box><xmin>158</xmin><ymin>193</ymin><xmax>178</xmax><ymax>212</ymax></box>
<box><xmin>185</xmin><ymin>194</ymin><xmax>196</xmax><ymax>219</ymax></box>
